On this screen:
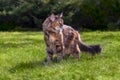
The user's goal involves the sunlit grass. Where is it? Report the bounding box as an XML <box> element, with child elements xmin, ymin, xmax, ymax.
<box><xmin>0</xmin><ymin>31</ymin><xmax>120</xmax><ymax>80</ymax></box>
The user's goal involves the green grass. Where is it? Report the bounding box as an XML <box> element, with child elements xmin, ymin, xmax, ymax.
<box><xmin>0</xmin><ymin>31</ymin><xmax>120</xmax><ymax>80</ymax></box>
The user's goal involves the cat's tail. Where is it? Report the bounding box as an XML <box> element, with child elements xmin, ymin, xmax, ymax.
<box><xmin>77</xmin><ymin>32</ymin><xmax>101</xmax><ymax>55</ymax></box>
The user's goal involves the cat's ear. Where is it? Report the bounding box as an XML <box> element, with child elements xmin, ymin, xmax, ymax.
<box><xmin>49</xmin><ymin>13</ymin><xmax>55</xmax><ymax>22</ymax></box>
<box><xmin>56</xmin><ymin>12</ymin><xmax>63</xmax><ymax>18</ymax></box>
<box><xmin>59</xmin><ymin>12</ymin><xmax>63</xmax><ymax>18</ymax></box>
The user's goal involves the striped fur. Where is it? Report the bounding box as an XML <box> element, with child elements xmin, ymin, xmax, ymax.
<box><xmin>42</xmin><ymin>13</ymin><xmax>101</xmax><ymax>62</ymax></box>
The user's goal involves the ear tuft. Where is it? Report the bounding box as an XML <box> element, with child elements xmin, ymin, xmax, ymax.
<box><xmin>59</xmin><ymin>12</ymin><xmax>63</xmax><ymax>18</ymax></box>
<box><xmin>49</xmin><ymin>13</ymin><xmax>55</xmax><ymax>22</ymax></box>
<box><xmin>56</xmin><ymin>12</ymin><xmax>63</xmax><ymax>18</ymax></box>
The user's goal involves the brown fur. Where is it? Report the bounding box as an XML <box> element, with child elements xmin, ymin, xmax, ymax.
<box><xmin>42</xmin><ymin>13</ymin><xmax>101</xmax><ymax>63</ymax></box>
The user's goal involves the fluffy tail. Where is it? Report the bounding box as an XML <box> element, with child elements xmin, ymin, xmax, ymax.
<box><xmin>78</xmin><ymin>42</ymin><xmax>101</xmax><ymax>55</ymax></box>
<box><xmin>77</xmin><ymin>32</ymin><xmax>101</xmax><ymax>55</ymax></box>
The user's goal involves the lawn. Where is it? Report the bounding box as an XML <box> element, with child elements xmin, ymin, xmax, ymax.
<box><xmin>0</xmin><ymin>31</ymin><xmax>120</xmax><ymax>80</ymax></box>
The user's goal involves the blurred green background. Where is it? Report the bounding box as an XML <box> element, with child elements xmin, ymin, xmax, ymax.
<box><xmin>0</xmin><ymin>0</ymin><xmax>120</xmax><ymax>31</ymax></box>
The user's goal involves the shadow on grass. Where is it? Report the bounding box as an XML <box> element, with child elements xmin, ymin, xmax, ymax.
<box><xmin>9</xmin><ymin>57</ymin><xmax>71</xmax><ymax>73</ymax></box>
<box><xmin>9</xmin><ymin>60</ymin><xmax>45</xmax><ymax>73</ymax></box>
<box><xmin>9</xmin><ymin>54</ymin><xmax>101</xmax><ymax>73</ymax></box>
<box><xmin>9</xmin><ymin>58</ymin><xmax>61</xmax><ymax>73</ymax></box>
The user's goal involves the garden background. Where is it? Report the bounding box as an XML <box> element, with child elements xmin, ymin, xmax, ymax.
<box><xmin>0</xmin><ymin>0</ymin><xmax>120</xmax><ymax>80</ymax></box>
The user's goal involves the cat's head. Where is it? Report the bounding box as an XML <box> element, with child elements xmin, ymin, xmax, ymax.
<box><xmin>42</xmin><ymin>13</ymin><xmax>64</xmax><ymax>29</ymax></box>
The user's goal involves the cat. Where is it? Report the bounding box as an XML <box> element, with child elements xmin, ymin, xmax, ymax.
<box><xmin>42</xmin><ymin>13</ymin><xmax>101</xmax><ymax>63</ymax></box>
